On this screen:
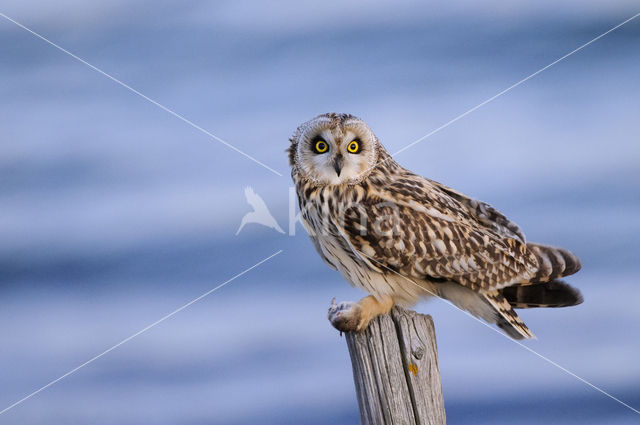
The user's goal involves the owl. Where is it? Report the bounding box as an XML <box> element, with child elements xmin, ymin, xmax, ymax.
<box><xmin>288</xmin><ymin>113</ymin><xmax>582</xmax><ymax>339</ymax></box>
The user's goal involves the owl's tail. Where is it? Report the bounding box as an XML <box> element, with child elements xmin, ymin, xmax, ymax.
<box><xmin>501</xmin><ymin>280</ymin><xmax>583</xmax><ymax>309</ymax></box>
<box><xmin>504</xmin><ymin>242</ymin><xmax>583</xmax><ymax>309</ymax></box>
<box><xmin>527</xmin><ymin>243</ymin><xmax>582</xmax><ymax>283</ymax></box>
<box><xmin>473</xmin><ymin>244</ymin><xmax>582</xmax><ymax>340</ymax></box>
<box><xmin>479</xmin><ymin>281</ymin><xmax>583</xmax><ymax>340</ymax></box>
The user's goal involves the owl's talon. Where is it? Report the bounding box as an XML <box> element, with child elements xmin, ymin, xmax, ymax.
<box><xmin>328</xmin><ymin>300</ymin><xmax>362</xmax><ymax>333</ymax></box>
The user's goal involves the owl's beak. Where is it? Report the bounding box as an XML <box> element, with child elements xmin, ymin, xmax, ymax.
<box><xmin>333</xmin><ymin>154</ymin><xmax>343</xmax><ymax>177</ymax></box>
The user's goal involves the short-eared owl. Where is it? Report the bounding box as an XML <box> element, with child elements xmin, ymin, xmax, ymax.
<box><xmin>288</xmin><ymin>113</ymin><xmax>582</xmax><ymax>339</ymax></box>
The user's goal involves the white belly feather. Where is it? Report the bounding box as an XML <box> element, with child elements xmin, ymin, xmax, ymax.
<box><xmin>300</xmin><ymin>189</ymin><xmax>434</xmax><ymax>305</ymax></box>
<box><xmin>315</xmin><ymin>229</ymin><xmax>434</xmax><ymax>306</ymax></box>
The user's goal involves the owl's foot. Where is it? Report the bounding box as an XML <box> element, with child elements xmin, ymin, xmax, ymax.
<box><xmin>328</xmin><ymin>298</ymin><xmax>364</xmax><ymax>333</ymax></box>
<box><xmin>328</xmin><ymin>295</ymin><xmax>395</xmax><ymax>333</ymax></box>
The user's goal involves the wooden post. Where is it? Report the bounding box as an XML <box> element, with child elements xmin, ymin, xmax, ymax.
<box><xmin>340</xmin><ymin>306</ymin><xmax>446</xmax><ymax>425</ymax></box>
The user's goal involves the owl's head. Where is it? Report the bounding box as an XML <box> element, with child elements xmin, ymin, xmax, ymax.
<box><xmin>288</xmin><ymin>113</ymin><xmax>380</xmax><ymax>185</ymax></box>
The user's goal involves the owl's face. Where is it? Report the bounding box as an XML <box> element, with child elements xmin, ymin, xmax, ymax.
<box><xmin>289</xmin><ymin>113</ymin><xmax>378</xmax><ymax>185</ymax></box>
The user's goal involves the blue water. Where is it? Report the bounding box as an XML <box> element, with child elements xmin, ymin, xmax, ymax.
<box><xmin>1</xmin><ymin>2</ymin><xmax>639</xmax><ymax>424</ymax></box>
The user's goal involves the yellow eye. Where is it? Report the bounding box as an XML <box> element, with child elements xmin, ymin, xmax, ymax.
<box><xmin>347</xmin><ymin>140</ymin><xmax>360</xmax><ymax>153</ymax></box>
<box><xmin>314</xmin><ymin>140</ymin><xmax>328</xmax><ymax>153</ymax></box>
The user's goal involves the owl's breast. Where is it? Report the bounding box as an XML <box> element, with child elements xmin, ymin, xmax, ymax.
<box><xmin>297</xmin><ymin>184</ymin><xmax>390</xmax><ymax>295</ymax></box>
<box><xmin>296</xmin><ymin>181</ymin><xmax>432</xmax><ymax>304</ymax></box>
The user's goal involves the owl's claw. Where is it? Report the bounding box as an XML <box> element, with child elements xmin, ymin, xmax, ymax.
<box><xmin>328</xmin><ymin>299</ymin><xmax>363</xmax><ymax>333</ymax></box>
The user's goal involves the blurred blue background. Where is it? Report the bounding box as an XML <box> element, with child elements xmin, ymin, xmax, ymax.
<box><xmin>1</xmin><ymin>1</ymin><xmax>639</xmax><ymax>424</ymax></box>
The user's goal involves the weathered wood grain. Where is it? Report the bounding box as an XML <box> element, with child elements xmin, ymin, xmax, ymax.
<box><xmin>341</xmin><ymin>306</ymin><xmax>446</xmax><ymax>425</ymax></box>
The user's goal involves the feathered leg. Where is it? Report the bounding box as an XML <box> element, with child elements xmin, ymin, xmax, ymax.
<box><xmin>328</xmin><ymin>295</ymin><xmax>394</xmax><ymax>332</ymax></box>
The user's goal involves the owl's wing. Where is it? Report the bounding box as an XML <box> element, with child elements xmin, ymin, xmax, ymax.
<box><xmin>339</xmin><ymin>176</ymin><xmax>538</xmax><ymax>292</ymax></box>
<box><xmin>428</xmin><ymin>180</ymin><xmax>526</xmax><ymax>242</ymax></box>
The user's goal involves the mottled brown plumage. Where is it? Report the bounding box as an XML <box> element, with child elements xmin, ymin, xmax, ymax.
<box><xmin>289</xmin><ymin>113</ymin><xmax>582</xmax><ymax>339</ymax></box>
